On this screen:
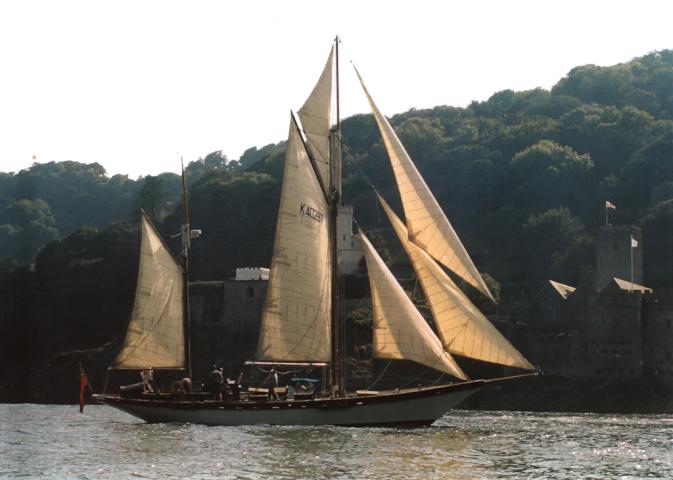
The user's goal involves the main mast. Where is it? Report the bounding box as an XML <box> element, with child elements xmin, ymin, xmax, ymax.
<box><xmin>329</xmin><ymin>35</ymin><xmax>344</xmax><ymax>396</ymax></box>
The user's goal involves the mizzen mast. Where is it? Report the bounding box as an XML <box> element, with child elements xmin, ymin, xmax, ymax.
<box><xmin>179</xmin><ymin>158</ymin><xmax>201</xmax><ymax>379</ymax></box>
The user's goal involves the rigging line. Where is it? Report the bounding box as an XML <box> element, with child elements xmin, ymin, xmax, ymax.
<box><xmin>367</xmin><ymin>359</ymin><xmax>392</xmax><ymax>390</ymax></box>
<box><xmin>430</xmin><ymin>373</ymin><xmax>445</xmax><ymax>386</ymax></box>
<box><xmin>374</xmin><ymin>187</ymin><xmax>381</xmax><ymax>223</ymax></box>
<box><xmin>348</xmin><ymin>160</ymin><xmax>381</xmax><ymax>224</ymax></box>
<box><xmin>346</xmin><ymin>156</ymin><xmax>376</xmax><ymax>191</ymax></box>
<box><xmin>400</xmin><ymin>366</ymin><xmax>432</xmax><ymax>388</ymax></box>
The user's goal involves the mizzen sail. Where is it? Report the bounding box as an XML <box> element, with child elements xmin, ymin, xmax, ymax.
<box><xmin>298</xmin><ymin>47</ymin><xmax>333</xmax><ymax>192</ymax></box>
<box><xmin>377</xmin><ymin>194</ymin><xmax>534</xmax><ymax>370</ymax></box>
<box><xmin>358</xmin><ymin>230</ymin><xmax>467</xmax><ymax>380</ymax></box>
<box><xmin>111</xmin><ymin>211</ymin><xmax>185</xmax><ymax>370</ymax></box>
<box><xmin>356</xmin><ymin>70</ymin><xmax>495</xmax><ymax>303</ymax></box>
<box><xmin>256</xmin><ymin>116</ymin><xmax>332</xmax><ymax>362</ymax></box>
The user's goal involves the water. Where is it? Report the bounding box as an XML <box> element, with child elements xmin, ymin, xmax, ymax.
<box><xmin>1</xmin><ymin>405</ymin><xmax>672</xmax><ymax>479</ymax></box>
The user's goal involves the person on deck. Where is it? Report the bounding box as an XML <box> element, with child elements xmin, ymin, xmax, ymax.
<box><xmin>140</xmin><ymin>368</ymin><xmax>154</xmax><ymax>393</ymax></box>
<box><xmin>269</xmin><ymin>367</ymin><xmax>280</xmax><ymax>400</ymax></box>
<box><xmin>209</xmin><ymin>365</ymin><xmax>224</xmax><ymax>401</ymax></box>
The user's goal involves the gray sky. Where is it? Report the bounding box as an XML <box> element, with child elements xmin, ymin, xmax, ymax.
<box><xmin>1</xmin><ymin>0</ymin><xmax>671</xmax><ymax>178</ymax></box>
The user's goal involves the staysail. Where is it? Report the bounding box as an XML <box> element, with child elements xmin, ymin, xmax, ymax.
<box><xmin>377</xmin><ymin>194</ymin><xmax>534</xmax><ymax>370</ymax></box>
<box><xmin>358</xmin><ymin>230</ymin><xmax>468</xmax><ymax>380</ymax></box>
<box><xmin>256</xmin><ymin>116</ymin><xmax>332</xmax><ymax>362</ymax></box>
<box><xmin>356</xmin><ymin>70</ymin><xmax>495</xmax><ymax>303</ymax></box>
<box><xmin>298</xmin><ymin>47</ymin><xmax>333</xmax><ymax>192</ymax></box>
<box><xmin>111</xmin><ymin>211</ymin><xmax>185</xmax><ymax>370</ymax></box>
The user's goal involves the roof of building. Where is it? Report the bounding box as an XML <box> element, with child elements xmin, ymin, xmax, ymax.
<box><xmin>611</xmin><ymin>277</ymin><xmax>652</xmax><ymax>293</ymax></box>
<box><xmin>549</xmin><ymin>280</ymin><xmax>576</xmax><ymax>299</ymax></box>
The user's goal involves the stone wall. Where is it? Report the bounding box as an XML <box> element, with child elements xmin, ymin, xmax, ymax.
<box><xmin>643</xmin><ymin>295</ymin><xmax>673</xmax><ymax>388</ymax></box>
<box><xmin>188</xmin><ymin>280</ymin><xmax>266</xmax><ymax>380</ymax></box>
<box><xmin>579</xmin><ymin>291</ymin><xmax>644</xmax><ymax>377</ymax></box>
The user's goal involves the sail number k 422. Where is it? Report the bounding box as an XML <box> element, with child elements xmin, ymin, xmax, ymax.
<box><xmin>299</xmin><ymin>202</ymin><xmax>323</xmax><ymax>223</ymax></box>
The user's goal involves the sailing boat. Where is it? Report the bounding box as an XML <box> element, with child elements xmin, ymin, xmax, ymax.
<box><xmin>92</xmin><ymin>38</ymin><xmax>536</xmax><ymax>426</ymax></box>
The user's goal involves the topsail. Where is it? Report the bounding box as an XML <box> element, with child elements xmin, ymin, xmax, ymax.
<box><xmin>356</xmin><ymin>70</ymin><xmax>495</xmax><ymax>303</ymax></box>
<box><xmin>298</xmin><ymin>47</ymin><xmax>334</xmax><ymax>192</ymax></box>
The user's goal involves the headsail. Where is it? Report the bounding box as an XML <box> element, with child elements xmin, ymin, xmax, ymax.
<box><xmin>111</xmin><ymin>211</ymin><xmax>185</xmax><ymax>370</ymax></box>
<box><xmin>358</xmin><ymin>230</ymin><xmax>467</xmax><ymax>380</ymax></box>
<box><xmin>355</xmin><ymin>70</ymin><xmax>495</xmax><ymax>303</ymax></box>
<box><xmin>377</xmin><ymin>194</ymin><xmax>534</xmax><ymax>370</ymax></box>
<box><xmin>298</xmin><ymin>47</ymin><xmax>333</xmax><ymax>192</ymax></box>
<box><xmin>256</xmin><ymin>116</ymin><xmax>332</xmax><ymax>362</ymax></box>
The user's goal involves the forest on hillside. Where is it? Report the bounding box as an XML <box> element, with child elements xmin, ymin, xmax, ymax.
<box><xmin>2</xmin><ymin>49</ymin><xmax>673</xmax><ymax>391</ymax></box>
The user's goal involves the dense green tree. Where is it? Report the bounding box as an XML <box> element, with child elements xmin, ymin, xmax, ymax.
<box><xmin>509</xmin><ymin>140</ymin><xmax>593</xmax><ymax>215</ymax></box>
<box><xmin>0</xmin><ymin>198</ymin><xmax>59</xmax><ymax>263</ymax></box>
<box><xmin>641</xmin><ymin>199</ymin><xmax>673</xmax><ymax>288</ymax></box>
<box><xmin>29</xmin><ymin>222</ymin><xmax>139</xmax><ymax>359</ymax></box>
<box><xmin>517</xmin><ymin>208</ymin><xmax>593</xmax><ymax>289</ymax></box>
<box><xmin>162</xmin><ymin>170</ymin><xmax>280</xmax><ymax>280</ymax></box>
<box><xmin>133</xmin><ymin>174</ymin><xmax>176</xmax><ymax>222</ymax></box>
<box><xmin>615</xmin><ymin>131</ymin><xmax>673</xmax><ymax>222</ymax></box>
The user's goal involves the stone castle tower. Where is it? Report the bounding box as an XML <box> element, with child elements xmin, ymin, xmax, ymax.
<box><xmin>594</xmin><ymin>225</ymin><xmax>643</xmax><ymax>290</ymax></box>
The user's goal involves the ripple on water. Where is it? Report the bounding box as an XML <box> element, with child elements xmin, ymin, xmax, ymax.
<box><xmin>1</xmin><ymin>406</ymin><xmax>673</xmax><ymax>479</ymax></box>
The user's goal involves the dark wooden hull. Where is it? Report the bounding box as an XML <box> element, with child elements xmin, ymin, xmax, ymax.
<box><xmin>93</xmin><ymin>380</ymin><xmax>485</xmax><ymax>426</ymax></box>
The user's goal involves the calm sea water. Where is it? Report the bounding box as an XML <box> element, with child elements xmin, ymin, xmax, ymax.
<box><xmin>1</xmin><ymin>405</ymin><xmax>672</xmax><ymax>479</ymax></box>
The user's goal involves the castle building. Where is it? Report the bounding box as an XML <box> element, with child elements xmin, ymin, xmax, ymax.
<box><xmin>530</xmin><ymin>225</ymin><xmax>673</xmax><ymax>385</ymax></box>
<box><xmin>188</xmin><ymin>272</ymin><xmax>267</xmax><ymax>378</ymax></box>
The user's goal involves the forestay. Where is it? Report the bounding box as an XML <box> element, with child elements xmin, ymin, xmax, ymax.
<box><xmin>298</xmin><ymin>47</ymin><xmax>333</xmax><ymax>192</ymax></box>
<box><xmin>356</xmin><ymin>70</ymin><xmax>495</xmax><ymax>303</ymax></box>
<box><xmin>377</xmin><ymin>194</ymin><xmax>534</xmax><ymax>370</ymax></box>
<box><xmin>358</xmin><ymin>230</ymin><xmax>467</xmax><ymax>380</ymax></box>
<box><xmin>111</xmin><ymin>212</ymin><xmax>185</xmax><ymax>370</ymax></box>
<box><xmin>256</xmin><ymin>117</ymin><xmax>332</xmax><ymax>362</ymax></box>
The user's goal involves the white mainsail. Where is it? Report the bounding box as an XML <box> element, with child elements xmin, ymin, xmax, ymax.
<box><xmin>298</xmin><ymin>47</ymin><xmax>333</xmax><ymax>192</ymax></box>
<box><xmin>256</xmin><ymin>116</ymin><xmax>332</xmax><ymax>362</ymax></box>
<box><xmin>377</xmin><ymin>194</ymin><xmax>535</xmax><ymax>370</ymax></box>
<box><xmin>356</xmin><ymin>70</ymin><xmax>495</xmax><ymax>303</ymax></box>
<box><xmin>111</xmin><ymin>212</ymin><xmax>185</xmax><ymax>370</ymax></box>
<box><xmin>358</xmin><ymin>230</ymin><xmax>468</xmax><ymax>380</ymax></box>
